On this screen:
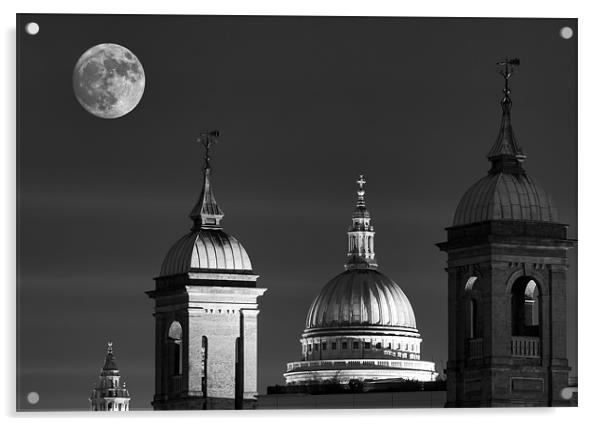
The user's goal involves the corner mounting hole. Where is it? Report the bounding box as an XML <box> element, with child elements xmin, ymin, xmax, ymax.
<box><xmin>560</xmin><ymin>386</ymin><xmax>576</xmax><ymax>400</ymax></box>
<box><xmin>27</xmin><ymin>391</ymin><xmax>40</xmax><ymax>404</ymax></box>
<box><xmin>560</xmin><ymin>26</ymin><xmax>573</xmax><ymax>40</ymax></box>
<box><xmin>25</xmin><ymin>22</ymin><xmax>39</xmax><ymax>35</ymax></box>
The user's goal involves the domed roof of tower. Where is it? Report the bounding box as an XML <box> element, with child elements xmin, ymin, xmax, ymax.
<box><xmin>159</xmin><ymin>130</ymin><xmax>254</xmax><ymax>277</ymax></box>
<box><xmin>305</xmin><ymin>176</ymin><xmax>417</xmax><ymax>331</ymax></box>
<box><xmin>305</xmin><ymin>269</ymin><xmax>417</xmax><ymax>329</ymax></box>
<box><xmin>452</xmin><ymin>58</ymin><xmax>558</xmax><ymax>227</ymax></box>
<box><xmin>453</xmin><ymin>173</ymin><xmax>557</xmax><ymax>226</ymax></box>
<box><xmin>161</xmin><ymin>229</ymin><xmax>252</xmax><ymax>276</ymax></box>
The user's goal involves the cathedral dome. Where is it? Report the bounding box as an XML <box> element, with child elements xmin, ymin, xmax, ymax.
<box><xmin>305</xmin><ymin>269</ymin><xmax>417</xmax><ymax>330</ymax></box>
<box><xmin>284</xmin><ymin>176</ymin><xmax>437</xmax><ymax>386</ymax></box>
<box><xmin>453</xmin><ymin>172</ymin><xmax>557</xmax><ymax>226</ymax></box>
<box><xmin>160</xmin><ymin>229</ymin><xmax>252</xmax><ymax>277</ymax></box>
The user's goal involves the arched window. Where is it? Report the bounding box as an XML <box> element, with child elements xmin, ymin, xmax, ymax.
<box><xmin>465</xmin><ymin>277</ymin><xmax>480</xmax><ymax>339</ymax></box>
<box><xmin>465</xmin><ymin>276</ymin><xmax>478</xmax><ymax>292</ymax></box>
<box><xmin>201</xmin><ymin>336</ymin><xmax>208</xmax><ymax>397</ymax></box>
<box><xmin>468</xmin><ymin>299</ymin><xmax>478</xmax><ymax>339</ymax></box>
<box><xmin>235</xmin><ymin>337</ymin><xmax>243</xmax><ymax>409</ymax></box>
<box><xmin>167</xmin><ymin>321</ymin><xmax>183</xmax><ymax>375</ymax></box>
<box><xmin>524</xmin><ymin>280</ymin><xmax>540</xmax><ymax>328</ymax></box>
<box><xmin>511</xmin><ymin>278</ymin><xmax>541</xmax><ymax>337</ymax></box>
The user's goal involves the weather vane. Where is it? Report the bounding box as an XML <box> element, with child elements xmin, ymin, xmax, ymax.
<box><xmin>195</xmin><ymin>130</ymin><xmax>220</xmax><ymax>169</ymax></box>
<box><xmin>496</xmin><ymin>58</ymin><xmax>520</xmax><ymax>110</ymax></box>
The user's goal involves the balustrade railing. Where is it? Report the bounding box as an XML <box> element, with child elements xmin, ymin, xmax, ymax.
<box><xmin>511</xmin><ymin>336</ymin><xmax>540</xmax><ymax>358</ymax></box>
<box><xmin>286</xmin><ymin>358</ymin><xmax>435</xmax><ymax>372</ymax></box>
<box><xmin>467</xmin><ymin>338</ymin><xmax>483</xmax><ymax>359</ymax></box>
<box><xmin>169</xmin><ymin>375</ymin><xmax>185</xmax><ymax>395</ymax></box>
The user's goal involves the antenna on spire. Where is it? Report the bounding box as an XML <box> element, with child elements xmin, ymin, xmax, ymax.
<box><xmin>195</xmin><ymin>130</ymin><xmax>220</xmax><ymax>169</ymax></box>
<box><xmin>496</xmin><ymin>58</ymin><xmax>520</xmax><ymax>112</ymax></box>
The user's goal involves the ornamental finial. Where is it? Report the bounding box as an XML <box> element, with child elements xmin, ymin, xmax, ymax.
<box><xmin>356</xmin><ymin>174</ymin><xmax>366</xmax><ymax>204</ymax></box>
<box><xmin>496</xmin><ymin>58</ymin><xmax>520</xmax><ymax>113</ymax></box>
<box><xmin>195</xmin><ymin>130</ymin><xmax>220</xmax><ymax>170</ymax></box>
<box><xmin>487</xmin><ymin>58</ymin><xmax>526</xmax><ymax>167</ymax></box>
<box><xmin>190</xmin><ymin>129</ymin><xmax>224</xmax><ymax>229</ymax></box>
<box><xmin>107</xmin><ymin>341</ymin><xmax>113</xmax><ymax>354</ymax></box>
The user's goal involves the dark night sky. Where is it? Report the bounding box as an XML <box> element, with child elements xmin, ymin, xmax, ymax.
<box><xmin>17</xmin><ymin>14</ymin><xmax>577</xmax><ymax>410</ymax></box>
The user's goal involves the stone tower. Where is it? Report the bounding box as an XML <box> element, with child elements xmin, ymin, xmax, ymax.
<box><xmin>89</xmin><ymin>342</ymin><xmax>131</xmax><ymax>411</ymax></box>
<box><xmin>437</xmin><ymin>59</ymin><xmax>576</xmax><ymax>407</ymax></box>
<box><xmin>147</xmin><ymin>130</ymin><xmax>266</xmax><ymax>410</ymax></box>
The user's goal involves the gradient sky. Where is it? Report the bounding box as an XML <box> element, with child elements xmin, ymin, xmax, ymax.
<box><xmin>17</xmin><ymin>14</ymin><xmax>577</xmax><ymax>410</ymax></box>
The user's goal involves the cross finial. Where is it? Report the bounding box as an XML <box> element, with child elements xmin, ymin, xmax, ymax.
<box><xmin>496</xmin><ymin>58</ymin><xmax>520</xmax><ymax>112</ymax></box>
<box><xmin>356</xmin><ymin>174</ymin><xmax>366</xmax><ymax>203</ymax></box>
<box><xmin>195</xmin><ymin>130</ymin><xmax>220</xmax><ymax>169</ymax></box>
<box><xmin>107</xmin><ymin>341</ymin><xmax>113</xmax><ymax>354</ymax></box>
<box><xmin>357</xmin><ymin>174</ymin><xmax>366</xmax><ymax>190</ymax></box>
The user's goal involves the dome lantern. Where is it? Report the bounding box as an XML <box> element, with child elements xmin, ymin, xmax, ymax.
<box><xmin>345</xmin><ymin>174</ymin><xmax>378</xmax><ymax>270</ymax></box>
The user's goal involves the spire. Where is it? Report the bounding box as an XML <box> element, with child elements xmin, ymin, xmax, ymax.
<box><xmin>345</xmin><ymin>174</ymin><xmax>378</xmax><ymax>270</ymax></box>
<box><xmin>189</xmin><ymin>130</ymin><xmax>225</xmax><ymax>230</ymax></box>
<box><xmin>90</xmin><ymin>341</ymin><xmax>130</xmax><ymax>411</ymax></box>
<box><xmin>487</xmin><ymin>58</ymin><xmax>526</xmax><ymax>174</ymax></box>
<box><xmin>102</xmin><ymin>340</ymin><xmax>119</xmax><ymax>373</ymax></box>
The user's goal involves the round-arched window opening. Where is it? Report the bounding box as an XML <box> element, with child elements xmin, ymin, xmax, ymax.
<box><xmin>511</xmin><ymin>278</ymin><xmax>541</xmax><ymax>337</ymax></box>
<box><xmin>465</xmin><ymin>276</ymin><xmax>478</xmax><ymax>292</ymax></box>
<box><xmin>167</xmin><ymin>321</ymin><xmax>183</xmax><ymax>375</ymax></box>
<box><xmin>167</xmin><ymin>321</ymin><xmax>183</xmax><ymax>340</ymax></box>
<box><xmin>468</xmin><ymin>298</ymin><xmax>479</xmax><ymax>339</ymax></box>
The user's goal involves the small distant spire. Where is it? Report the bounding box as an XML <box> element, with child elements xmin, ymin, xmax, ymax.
<box><xmin>189</xmin><ymin>130</ymin><xmax>225</xmax><ymax>230</ymax></box>
<box><xmin>90</xmin><ymin>341</ymin><xmax>130</xmax><ymax>411</ymax></box>
<box><xmin>102</xmin><ymin>341</ymin><xmax>119</xmax><ymax>372</ymax></box>
<box><xmin>487</xmin><ymin>58</ymin><xmax>526</xmax><ymax>173</ymax></box>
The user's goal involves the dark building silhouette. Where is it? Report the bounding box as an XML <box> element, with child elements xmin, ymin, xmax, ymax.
<box><xmin>147</xmin><ymin>131</ymin><xmax>266</xmax><ymax>410</ymax></box>
<box><xmin>437</xmin><ymin>60</ymin><xmax>576</xmax><ymax>407</ymax></box>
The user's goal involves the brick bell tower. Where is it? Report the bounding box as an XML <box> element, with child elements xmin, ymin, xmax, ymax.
<box><xmin>147</xmin><ymin>130</ymin><xmax>266</xmax><ymax>410</ymax></box>
<box><xmin>437</xmin><ymin>59</ymin><xmax>576</xmax><ymax>407</ymax></box>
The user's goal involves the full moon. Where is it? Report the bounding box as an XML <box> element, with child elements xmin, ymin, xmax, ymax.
<box><xmin>73</xmin><ymin>43</ymin><xmax>145</xmax><ymax>119</ymax></box>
